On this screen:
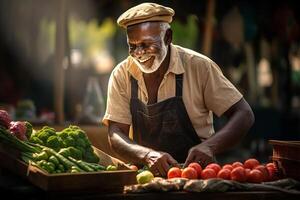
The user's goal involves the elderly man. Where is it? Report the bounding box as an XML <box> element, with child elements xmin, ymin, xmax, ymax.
<box><xmin>102</xmin><ymin>2</ymin><xmax>254</xmax><ymax>177</ymax></box>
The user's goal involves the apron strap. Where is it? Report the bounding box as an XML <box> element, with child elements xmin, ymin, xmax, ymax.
<box><xmin>175</xmin><ymin>74</ymin><xmax>183</xmax><ymax>97</ymax></box>
<box><xmin>130</xmin><ymin>76</ymin><xmax>138</xmax><ymax>99</ymax></box>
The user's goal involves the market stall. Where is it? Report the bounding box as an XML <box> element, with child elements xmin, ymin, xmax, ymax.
<box><xmin>0</xmin><ymin>110</ymin><xmax>299</xmax><ymax>200</ymax></box>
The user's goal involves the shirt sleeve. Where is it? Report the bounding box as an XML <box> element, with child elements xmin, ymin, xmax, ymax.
<box><xmin>203</xmin><ymin>61</ymin><xmax>243</xmax><ymax>117</ymax></box>
<box><xmin>102</xmin><ymin>66</ymin><xmax>132</xmax><ymax>126</ymax></box>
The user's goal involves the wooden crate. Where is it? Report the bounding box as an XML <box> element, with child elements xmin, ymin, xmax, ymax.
<box><xmin>0</xmin><ymin>143</ymin><xmax>137</xmax><ymax>192</ymax></box>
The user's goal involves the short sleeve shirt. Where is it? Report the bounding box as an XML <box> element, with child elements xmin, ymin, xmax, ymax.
<box><xmin>102</xmin><ymin>44</ymin><xmax>243</xmax><ymax>139</ymax></box>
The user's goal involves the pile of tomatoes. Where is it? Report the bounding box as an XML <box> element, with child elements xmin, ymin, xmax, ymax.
<box><xmin>167</xmin><ymin>158</ymin><xmax>278</xmax><ymax>183</ymax></box>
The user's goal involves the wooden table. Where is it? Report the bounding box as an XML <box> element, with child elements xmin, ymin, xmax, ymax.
<box><xmin>1</xmin><ymin>168</ymin><xmax>299</xmax><ymax>200</ymax></box>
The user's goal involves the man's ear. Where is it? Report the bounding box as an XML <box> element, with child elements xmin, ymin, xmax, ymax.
<box><xmin>164</xmin><ymin>28</ymin><xmax>172</xmax><ymax>46</ymax></box>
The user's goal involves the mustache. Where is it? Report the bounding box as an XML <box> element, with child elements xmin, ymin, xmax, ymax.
<box><xmin>133</xmin><ymin>54</ymin><xmax>155</xmax><ymax>62</ymax></box>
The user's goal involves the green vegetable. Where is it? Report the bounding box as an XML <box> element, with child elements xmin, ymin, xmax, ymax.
<box><xmin>58</xmin><ymin>164</ymin><xmax>65</xmax><ymax>172</ymax></box>
<box><xmin>43</xmin><ymin>147</ymin><xmax>79</xmax><ymax>170</ymax></box>
<box><xmin>33</xmin><ymin>151</ymin><xmax>49</xmax><ymax>161</ymax></box>
<box><xmin>58</xmin><ymin>148</ymin><xmax>71</xmax><ymax>158</ymax></box>
<box><xmin>68</xmin><ymin>157</ymin><xmax>94</xmax><ymax>172</ymax></box>
<box><xmin>85</xmin><ymin>162</ymin><xmax>106</xmax><ymax>171</ymax></box>
<box><xmin>25</xmin><ymin>121</ymin><xmax>33</xmax><ymax>139</ymax></box>
<box><xmin>36</xmin><ymin>160</ymin><xmax>54</xmax><ymax>173</ymax></box>
<box><xmin>64</xmin><ymin>136</ymin><xmax>75</xmax><ymax>147</ymax></box>
<box><xmin>45</xmin><ymin>162</ymin><xmax>56</xmax><ymax>173</ymax></box>
<box><xmin>46</xmin><ymin>135</ymin><xmax>62</xmax><ymax>149</ymax></box>
<box><xmin>76</xmin><ymin>138</ymin><xmax>86</xmax><ymax>148</ymax></box>
<box><xmin>29</xmin><ymin>136</ymin><xmax>44</xmax><ymax>145</ymax></box>
<box><xmin>0</xmin><ymin>127</ymin><xmax>39</xmax><ymax>153</ymax></box>
<box><xmin>77</xmin><ymin>130</ymin><xmax>86</xmax><ymax>138</ymax></box>
<box><xmin>84</xmin><ymin>150</ymin><xmax>100</xmax><ymax>163</ymax></box>
<box><xmin>68</xmin><ymin>146</ymin><xmax>83</xmax><ymax>160</ymax></box>
<box><xmin>106</xmin><ymin>165</ymin><xmax>117</xmax><ymax>171</ymax></box>
<box><xmin>70</xmin><ymin>166</ymin><xmax>82</xmax><ymax>173</ymax></box>
<box><xmin>48</xmin><ymin>155</ymin><xmax>60</xmax><ymax>166</ymax></box>
<box><xmin>56</xmin><ymin>130</ymin><xmax>68</xmax><ymax>139</ymax></box>
<box><xmin>37</xmin><ymin>160</ymin><xmax>47</xmax><ymax>167</ymax></box>
<box><xmin>36</xmin><ymin>126</ymin><xmax>56</xmax><ymax>143</ymax></box>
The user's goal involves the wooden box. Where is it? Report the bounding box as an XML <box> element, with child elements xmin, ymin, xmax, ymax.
<box><xmin>269</xmin><ymin>140</ymin><xmax>300</xmax><ymax>181</ymax></box>
<box><xmin>0</xmin><ymin>143</ymin><xmax>137</xmax><ymax>192</ymax></box>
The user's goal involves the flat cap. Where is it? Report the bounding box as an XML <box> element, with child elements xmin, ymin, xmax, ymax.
<box><xmin>117</xmin><ymin>2</ymin><xmax>175</xmax><ymax>28</ymax></box>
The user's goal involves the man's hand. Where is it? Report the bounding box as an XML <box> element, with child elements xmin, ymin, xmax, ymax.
<box><xmin>184</xmin><ymin>143</ymin><xmax>215</xmax><ymax>168</ymax></box>
<box><xmin>144</xmin><ymin>151</ymin><xmax>179</xmax><ymax>177</ymax></box>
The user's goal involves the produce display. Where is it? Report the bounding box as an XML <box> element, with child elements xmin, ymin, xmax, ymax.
<box><xmin>167</xmin><ymin>159</ymin><xmax>279</xmax><ymax>183</ymax></box>
<box><xmin>0</xmin><ymin>109</ymin><xmax>117</xmax><ymax>174</ymax></box>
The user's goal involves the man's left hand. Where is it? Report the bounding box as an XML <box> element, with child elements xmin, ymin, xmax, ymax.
<box><xmin>184</xmin><ymin>143</ymin><xmax>215</xmax><ymax>168</ymax></box>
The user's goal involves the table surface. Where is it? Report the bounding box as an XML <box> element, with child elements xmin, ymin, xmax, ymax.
<box><xmin>1</xmin><ymin>168</ymin><xmax>299</xmax><ymax>200</ymax></box>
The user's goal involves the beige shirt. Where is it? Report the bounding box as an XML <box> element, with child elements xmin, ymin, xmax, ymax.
<box><xmin>102</xmin><ymin>44</ymin><xmax>243</xmax><ymax>139</ymax></box>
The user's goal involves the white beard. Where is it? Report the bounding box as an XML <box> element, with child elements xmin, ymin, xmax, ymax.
<box><xmin>132</xmin><ymin>42</ymin><xmax>168</xmax><ymax>74</ymax></box>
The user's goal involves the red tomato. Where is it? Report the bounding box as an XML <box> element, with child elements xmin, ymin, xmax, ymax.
<box><xmin>217</xmin><ymin>168</ymin><xmax>231</xmax><ymax>180</ymax></box>
<box><xmin>245</xmin><ymin>168</ymin><xmax>251</xmax><ymax>181</ymax></box>
<box><xmin>248</xmin><ymin>169</ymin><xmax>264</xmax><ymax>183</ymax></box>
<box><xmin>267</xmin><ymin>166</ymin><xmax>277</xmax><ymax>181</ymax></box>
<box><xmin>188</xmin><ymin>162</ymin><xmax>202</xmax><ymax>179</ymax></box>
<box><xmin>232</xmin><ymin>161</ymin><xmax>244</xmax><ymax>169</ymax></box>
<box><xmin>244</xmin><ymin>158</ymin><xmax>260</xmax><ymax>169</ymax></box>
<box><xmin>222</xmin><ymin>164</ymin><xmax>233</xmax><ymax>171</ymax></box>
<box><xmin>266</xmin><ymin>162</ymin><xmax>276</xmax><ymax>169</ymax></box>
<box><xmin>205</xmin><ymin>163</ymin><xmax>221</xmax><ymax>174</ymax></box>
<box><xmin>129</xmin><ymin>165</ymin><xmax>138</xmax><ymax>171</ymax></box>
<box><xmin>201</xmin><ymin>168</ymin><xmax>217</xmax><ymax>179</ymax></box>
<box><xmin>167</xmin><ymin>167</ymin><xmax>182</xmax><ymax>179</ymax></box>
<box><xmin>181</xmin><ymin>167</ymin><xmax>198</xmax><ymax>179</ymax></box>
<box><xmin>230</xmin><ymin>166</ymin><xmax>247</xmax><ymax>182</ymax></box>
<box><xmin>254</xmin><ymin>165</ymin><xmax>269</xmax><ymax>182</ymax></box>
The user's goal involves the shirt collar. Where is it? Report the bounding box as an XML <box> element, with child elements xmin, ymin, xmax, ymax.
<box><xmin>127</xmin><ymin>43</ymin><xmax>185</xmax><ymax>80</ymax></box>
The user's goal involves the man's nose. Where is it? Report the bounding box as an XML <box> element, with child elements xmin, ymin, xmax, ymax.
<box><xmin>134</xmin><ymin>46</ymin><xmax>145</xmax><ymax>58</ymax></box>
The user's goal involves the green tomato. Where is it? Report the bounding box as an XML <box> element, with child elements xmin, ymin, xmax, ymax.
<box><xmin>136</xmin><ymin>170</ymin><xmax>154</xmax><ymax>184</ymax></box>
<box><xmin>106</xmin><ymin>165</ymin><xmax>117</xmax><ymax>171</ymax></box>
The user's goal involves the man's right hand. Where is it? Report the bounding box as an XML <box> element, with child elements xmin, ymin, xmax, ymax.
<box><xmin>144</xmin><ymin>151</ymin><xmax>179</xmax><ymax>177</ymax></box>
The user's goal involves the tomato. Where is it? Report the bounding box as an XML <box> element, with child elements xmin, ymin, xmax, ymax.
<box><xmin>181</xmin><ymin>167</ymin><xmax>198</xmax><ymax>179</ymax></box>
<box><xmin>265</xmin><ymin>162</ymin><xmax>277</xmax><ymax>180</ymax></box>
<box><xmin>167</xmin><ymin>167</ymin><xmax>182</xmax><ymax>179</ymax></box>
<box><xmin>248</xmin><ymin>169</ymin><xmax>264</xmax><ymax>183</ymax></box>
<box><xmin>205</xmin><ymin>163</ymin><xmax>221</xmax><ymax>174</ymax></box>
<box><xmin>266</xmin><ymin>162</ymin><xmax>276</xmax><ymax>169</ymax></box>
<box><xmin>129</xmin><ymin>165</ymin><xmax>138</xmax><ymax>171</ymax></box>
<box><xmin>232</xmin><ymin>161</ymin><xmax>244</xmax><ymax>169</ymax></box>
<box><xmin>245</xmin><ymin>168</ymin><xmax>251</xmax><ymax>181</ymax></box>
<box><xmin>230</xmin><ymin>166</ymin><xmax>247</xmax><ymax>182</ymax></box>
<box><xmin>222</xmin><ymin>164</ymin><xmax>233</xmax><ymax>171</ymax></box>
<box><xmin>217</xmin><ymin>168</ymin><xmax>231</xmax><ymax>180</ymax></box>
<box><xmin>244</xmin><ymin>158</ymin><xmax>260</xmax><ymax>169</ymax></box>
<box><xmin>201</xmin><ymin>168</ymin><xmax>217</xmax><ymax>179</ymax></box>
<box><xmin>188</xmin><ymin>162</ymin><xmax>202</xmax><ymax>179</ymax></box>
<box><xmin>254</xmin><ymin>165</ymin><xmax>269</xmax><ymax>182</ymax></box>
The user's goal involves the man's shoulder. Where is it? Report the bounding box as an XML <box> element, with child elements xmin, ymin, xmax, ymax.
<box><xmin>172</xmin><ymin>44</ymin><xmax>217</xmax><ymax>73</ymax></box>
<box><xmin>111</xmin><ymin>57</ymin><xmax>131</xmax><ymax>75</ymax></box>
<box><xmin>173</xmin><ymin>44</ymin><xmax>214</xmax><ymax>64</ymax></box>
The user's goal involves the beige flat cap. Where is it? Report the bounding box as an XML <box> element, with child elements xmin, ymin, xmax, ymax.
<box><xmin>117</xmin><ymin>2</ymin><xmax>175</xmax><ymax>28</ymax></box>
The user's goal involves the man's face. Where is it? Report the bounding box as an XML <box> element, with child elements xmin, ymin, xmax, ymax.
<box><xmin>127</xmin><ymin>22</ymin><xmax>168</xmax><ymax>74</ymax></box>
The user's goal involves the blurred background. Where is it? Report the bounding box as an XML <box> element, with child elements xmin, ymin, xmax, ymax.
<box><xmin>0</xmin><ymin>0</ymin><xmax>299</xmax><ymax>163</ymax></box>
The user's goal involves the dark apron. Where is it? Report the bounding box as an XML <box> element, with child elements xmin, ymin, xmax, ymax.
<box><xmin>130</xmin><ymin>74</ymin><xmax>201</xmax><ymax>163</ymax></box>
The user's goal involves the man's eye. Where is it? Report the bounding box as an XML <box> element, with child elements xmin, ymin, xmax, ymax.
<box><xmin>129</xmin><ymin>45</ymin><xmax>135</xmax><ymax>50</ymax></box>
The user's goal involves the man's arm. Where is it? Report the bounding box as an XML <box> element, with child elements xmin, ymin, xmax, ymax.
<box><xmin>108</xmin><ymin>121</ymin><xmax>178</xmax><ymax>176</ymax></box>
<box><xmin>184</xmin><ymin>98</ymin><xmax>255</xmax><ymax>166</ymax></box>
<box><xmin>108</xmin><ymin>121</ymin><xmax>150</xmax><ymax>164</ymax></box>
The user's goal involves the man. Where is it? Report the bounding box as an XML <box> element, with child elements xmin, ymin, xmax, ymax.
<box><xmin>102</xmin><ymin>2</ymin><xmax>254</xmax><ymax>177</ymax></box>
